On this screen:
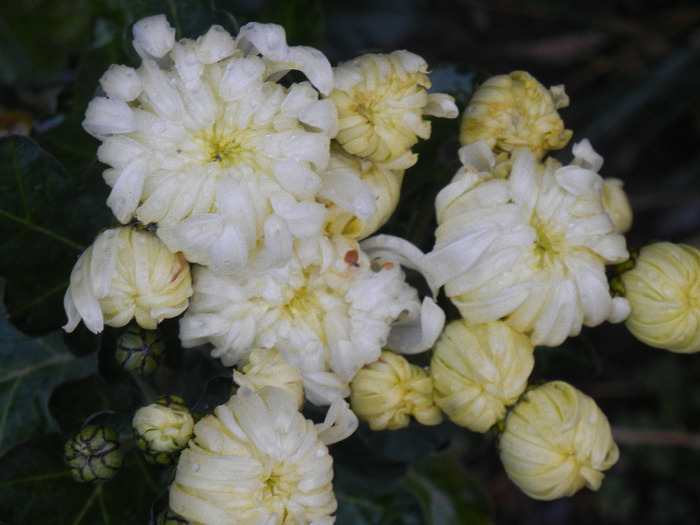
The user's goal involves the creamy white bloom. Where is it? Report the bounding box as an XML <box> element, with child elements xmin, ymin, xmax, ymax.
<box><xmin>498</xmin><ymin>381</ymin><xmax>619</xmax><ymax>500</ymax></box>
<box><xmin>63</xmin><ymin>225</ymin><xmax>192</xmax><ymax>334</ymax></box>
<box><xmin>430</xmin><ymin>319</ymin><xmax>534</xmax><ymax>433</ymax></box>
<box><xmin>169</xmin><ymin>387</ymin><xmax>336</xmax><ymax>524</ymax></box>
<box><xmin>350</xmin><ymin>350</ymin><xmax>442</xmax><ymax>430</ymax></box>
<box><xmin>83</xmin><ymin>16</ymin><xmax>337</xmax><ymax>273</ymax></box>
<box><xmin>621</xmin><ymin>242</ymin><xmax>700</xmax><ymax>353</ymax></box>
<box><xmin>326</xmin><ymin>50</ymin><xmax>458</xmax><ymax>170</ymax></box>
<box><xmin>180</xmin><ymin>235</ymin><xmax>440</xmax><ymax>406</ymax></box>
<box><xmin>422</xmin><ymin>141</ymin><xmax>629</xmax><ymax>346</ymax></box>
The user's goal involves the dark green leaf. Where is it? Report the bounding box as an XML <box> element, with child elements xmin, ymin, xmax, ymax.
<box><xmin>0</xmin><ymin>433</ymin><xmax>167</xmax><ymax>525</ymax></box>
<box><xmin>0</xmin><ymin>136</ymin><xmax>111</xmax><ymax>334</ymax></box>
<box><xmin>48</xmin><ymin>374</ymin><xmax>140</xmax><ymax>434</ymax></box>
<box><xmin>334</xmin><ymin>463</ymin><xmax>424</xmax><ymax>525</ymax></box>
<box><xmin>402</xmin><ymin>453</ymin><xmax>493</xmax><ymax>525</ymax></box>
<box><xmin>0</xmin><ymin>280</ymin><xmax>97</xmax><ymax>455</ymax></box>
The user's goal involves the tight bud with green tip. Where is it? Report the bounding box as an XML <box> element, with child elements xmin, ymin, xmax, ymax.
<box><xmin>64</xmin><ymin>425</ymin><xmax>123</xmax><ymax>483</ymax></box>
<box><xmin>133</xmin><ymin>395</ymin><xmax>194</xmax><ymax>465</ymax></box>
<box><xmin>115</xmin><ymin>325</ymin><xmax>166</xmax><ymax>374</ymax></box>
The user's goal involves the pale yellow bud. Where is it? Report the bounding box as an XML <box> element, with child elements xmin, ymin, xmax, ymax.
<box><xmin>327</xmin><ymin>50</ymin><xmax>458</xmax><ymax>170</ymax></box>
<box><xmin>133</xmin><ymin>395</ymin><xmax>194</xmax><ymax>464</ymax></box>
<box><xmin>499</xmin><ymin>381</ymin><xmax>619</xmax><ymax>500</ymax></box>
<box><xmin>602</xmin><ymin>178</ymin><xmax>633</xmax><ymax>234</ymax></box>
<box><xmin>233</xmin><ymin>347</ymin><xmax>305</xmax><ymax>409</ymax></box>
<box><xmin>63</xmin><ymin>225</ymin><xmax>193</xmax><ymax>333</ymax></box>
<box><xmin>430</xmin><ymin>319</ymin><xmax>534</xmax><ymax>433</ymax></box>
<box><xmin>460</xmin><ymin>71</ymin><xmax>573</xmax><ymax>159</ymax></box>
<box><xmin>321</xmin><ymin>145</ymin><xmax>404</xmax><ymax>240</ymax></box>
<box><xmin>621</xmin><ymin>242</ymin><xmax>700</xmax><ymax>353</ymax></box>
<box><xmin>350</xmin><ymin>350</ymin><xmax>442</xmax><ymax>430</ymax></box>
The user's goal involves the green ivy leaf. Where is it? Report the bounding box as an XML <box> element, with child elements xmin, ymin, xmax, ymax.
<box><xmin>0</xmin><ymin>280</ymin><xmax>97</xmax><ymax>455</ymax></box>
<box><xmin>0</xmin><ymin>135</ymin><xmax>112</xmax><ymax>334</ymax></box>
<box><xmin>402</xmin><ymin>453</ymin><xmax>493</xmax><ymax>525</ymax></box>
<box><xmin>0</xmin><ymin>433</ymin><xmax>166</xmax><ymax>525</ymax></box>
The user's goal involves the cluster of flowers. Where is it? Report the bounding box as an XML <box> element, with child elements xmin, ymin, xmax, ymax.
<box><xmin>62</xmin><ymin>14</ymin><xmax>700</xmax><ymax>524</ymax></box>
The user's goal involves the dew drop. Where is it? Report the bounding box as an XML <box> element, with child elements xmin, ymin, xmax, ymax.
<box><xmin>314</xmin><ymin>448</ymin><xmax>325</xmax><ymax>458</ymax></box>
<box><xmin>151</xmin><ymin>122</ymin><xmax>166</xmax><ymax>133</ymax></box>
<box><xmin>192</xmin><ymin>463</ymin><xmax>201</xmax><ymax>472</ymax></box>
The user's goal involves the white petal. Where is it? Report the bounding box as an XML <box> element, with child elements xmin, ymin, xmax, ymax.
<box><xmin>99</xmin><ymin>65</ymin><xmax>142</xmax><ymax>101</ymax></box>
<box><xmin>314</xmin><ymin>398</ymin><xmax>359</xmax><ymax>445</ymax></box>
<box><xmin>83</xmin><ymin>97</ymin><xmax>136</xmax><ymax>138</ymax></box>
<box><xmin>132</xmin><ymin>14</ymin><xmax>176</xmax><ymax>59</ymax></box>
<box><xmin>106</xmin><ymin>158</ymin><xmax>148</xmax><ymax>223</ymax></box>
<box><xmin>388</xmin><ymin>297</ymin><xmax>445</xmax><ymax>354</ymax></box>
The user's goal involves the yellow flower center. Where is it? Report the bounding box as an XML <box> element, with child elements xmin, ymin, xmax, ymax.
<box><xmin>195</xmin><ymin>125</ymin><xmax>260</xmax><ymax>168</ymax></box>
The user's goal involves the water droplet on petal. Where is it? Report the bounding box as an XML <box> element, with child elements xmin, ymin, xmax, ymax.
<box><xmin>192</xmin><ymin>463</ymin><xmax>200</xmax><ymax>472</ymax></box>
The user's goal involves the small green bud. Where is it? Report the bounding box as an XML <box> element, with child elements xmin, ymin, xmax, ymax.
<box><xmin>64</xmin><ymin>425</ymin><xmax>123</xmax><ymax>483</ymax></box>
<box><xmin>115</xmin><ymin>324</ymin><xmax>165</xmax><ymax>375</ymax></box>
<box><xmin>133</xmin><ymin>395</ymin><xmax>194</xmax><ymax>465</ymax></box>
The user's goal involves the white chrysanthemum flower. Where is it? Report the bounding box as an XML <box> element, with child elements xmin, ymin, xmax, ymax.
<box><xmin>320</xmin><ymin>144</ymin><xmax>404</xmax><ymax>240</ymax></box>
<box><xmin>422</xmin><ymin>141</ymin><xmax>629</xmax><ymax>346</ymax></box>
<box><xmin>430</xmin><ymin>319</ymin><xmax>534</xmax><ymax>433</ymax></box>
<box><xmin>350</xmin><ymin>350</ymin><xmax>442</xmax><ymax>430</ymax></box>
<box><xmin>621</xmin><ymin>242</ymin><xmax>700</xmax><ymax>353</ymax></box>
<box><xmin>63</xmin><ymin>225</ymin><xmax>192</xmax><ymax>334</ymax></box>
<box><xmin>498</xmin><ymin>381</ymin><xmax>619</xmax><ymax>500</ymax></box>
<box><xmin>83</xmin><ymin>16</ymin><xmax>337</xmax><ymax>273</ymax></box>
<box><xmin>326</xmin><ymin>50</ymin><xmax>458</xmax><ymax>170</ymax></box>
<box><xmin>169</xmin><ymin>387</ymin><xmax>336</xmax><ymax>525</ymax></box>
<box><xmin>459</xmin><ymin>70</ymin><xmax>572</xmax><ymax>159</ymax></box>
<box><xmin>180</xmin><ymin>235</ymin><xmax>443</xmax><ymax>406</ymax></box>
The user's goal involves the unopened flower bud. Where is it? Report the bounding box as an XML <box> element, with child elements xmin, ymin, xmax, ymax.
<box><xmin>133</xmin><ymin>395</ymin><xmax>194</xmax><ymax>465</ymax></box>
<box><xmin>350</xmin><ymin>350</ymin><xmax>442</xmax><ymax>430</ymax></box>
<box><xmin>63</xmin><ymin>225</ymin><xmax>193</xmax><ymax>334</ymax></box>
<box><xmin>620</xmin><ymin>242</ymin><xmax>700</xmax><ymax>353</ymax></box>
<box><xmin>115</xmin><ymin>324</ymin><xmax>166</xmax><ymax>374</ymax></box>
<box><xmin>602</xmin><ymin>178</ymin><xmax>633</xmax><ymax>234</ymax></box>
<box><xmin>328</xmin><ymin>50</ymin><xmax>458</xmax><ymax>170</ymax></box>
<box><xmin>64</xmin><ymin>425</ymin><xmax>123</xmax><ymax>483</ymax></box>
<box><xmin>499</xmin><ymin>381</ymin><xmax>619</xmax><ymax>500</ymax></box>
<box><xmin>233</xmin><ymin>347</ymin><xmax>305</xmax><ymax>409</ymax></box>
<box><xmin>431</xmin><ymin>319</ymin><xmax>534</xmax><ymax>433</ymax></box>
<box><xmin>460</xmin><ymin>71</ymin><xmax>573</xmax><ymax>159</ymax></box>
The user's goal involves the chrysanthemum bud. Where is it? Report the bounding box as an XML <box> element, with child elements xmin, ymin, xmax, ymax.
<box><xmin>350</xmin><ymin>350</ymin><xmax>442</xmax><ymax>430</ymax></box>
<box><xmin>602</xmin><ymin>178</ymin><xmax>633</xmax><ymax>234</ymax></box>
<box><xmin>460</xmin><ymin>71</ymin><xmax>573</xmax><ymax>159</ymax></box>
<box><xmin>430</xmin><ymin>319</ymin><xmax>534</xmax><ymax>433</ymax></box>
<box><xmin>327</xmin><ymin>50</ymin><xmax>458</xmax><ymax>170</ymax></box>
<box><xmin>132</xmin><ymin>395</ymin><xmax>194</xmax><ymax>465</ymax></box>
<box><xmin>63</xmin><ymin>225</ymin><xmax>193</xmax><ymax>334</ymax></box>
<box><xmin>620</xmin><ymin>242</ymin><xmax>700</xmax><ymax>353</ymax></box>
<box><xmin>133</xmin><ymin>395</ymin><xmax>194</xmax><ymax>465</ymax></box>
<box><xmin>498</xmin><ymin>381</ymin><xmax>619</xmax><ymax>500</ymax></box>
<box><xmin>233</xmin><ymin>347</ymin><xmax>305</xmax><ymax>409</ymax></box>
<box><xmin>115</xmin><ymin>324</ymin><xmax>166</xmax><ymax>375</ymax></box>
<box><xmin>320</xmin><ymin>145</ymin><xmax>404</xmax><ymax>241</ymax></box>
<box><xmin>64</xmin><ymin>425</ymin><xmax>124</xmax><ymax>483</ymax></box>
